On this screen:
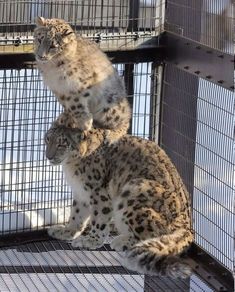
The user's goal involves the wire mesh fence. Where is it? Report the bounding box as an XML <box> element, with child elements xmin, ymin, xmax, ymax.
<box><xmin>160</xmin><ymin>64</ymin><xmax>234</xmax><ymax>273</ymax></box>
<box><xmin>0</xmin><ymin>0</ymin><xmax>165</xmax><ymax>52</ymax></box>
<box><xmin>0</xmin><ymin>62</ymin><xmax>157</xmax><ymax>235</ymax></box>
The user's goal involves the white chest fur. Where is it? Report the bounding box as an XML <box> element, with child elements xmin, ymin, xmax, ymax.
<box><xmin>39</xmin><ymin>63</ymin><xmax>80</xmax><ymax>95</ymax></box>
<box><xmin>62</xmin><ymin>161</ymin><xmax>90</xmax><ymax>203</ymax></box>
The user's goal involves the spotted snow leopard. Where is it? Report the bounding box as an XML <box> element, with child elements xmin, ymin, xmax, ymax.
<box><xmin>34</xmin><ymin>16</ymin><xmax>130</xmax><ymax>137</ymax></box>
<box><xmin>45</xmin><ymin>124</ymin><xmax>194</xmax><ymax>279</ymax></box>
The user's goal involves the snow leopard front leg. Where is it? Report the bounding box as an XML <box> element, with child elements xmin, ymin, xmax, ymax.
<box><xmin>48</xmin><ymin>194</ymin><xmax>90</xmax><ymax>241</ymax></box>
<box><xmin>53</xmin><ymin>111</ymin><xmax>77</xmax><ymax>128</ymax></box>
<box><xmin>68</xmin><ymin>96</ymin><xmax>93</xmax><ymax>131</ymax></box>
<box><xmin>72</xmin><ymin>189</ymin><xmax>112</xmax><ymax>249</ymax></box>
<box><xmin>53</xmin><ymin>99</ymin><xmax>93</xmax><ymax>131</ymax></box>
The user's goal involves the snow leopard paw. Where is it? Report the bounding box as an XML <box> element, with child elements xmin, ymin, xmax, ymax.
<box><xmin>47</xmin><ymin>225</ymin><xmax>77</xmax><ymax>241</ymax></box>
<box><xmin>110</xmin><ymin>235</ymin><xmax>136</xmax><ymax>252</ymax></box>
<box><xmin>71</xmin><ymin>235</ymin><xmax>104</xmax><ymax>249</ymax></box>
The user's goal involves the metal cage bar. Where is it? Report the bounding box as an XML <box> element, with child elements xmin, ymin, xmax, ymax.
<box><xmin>0</xmin><ymin>0</ymin><xmax>165</xmax><ymax>53</ymax></box>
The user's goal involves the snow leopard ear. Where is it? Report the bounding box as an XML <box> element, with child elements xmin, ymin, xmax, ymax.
<box><xmin>35</xmin><ymin>16</ymin><xmax>46</xmax><ymax>27</ymax></box>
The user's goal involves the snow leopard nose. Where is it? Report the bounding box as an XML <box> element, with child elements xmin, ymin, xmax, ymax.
<box><xmin>46</xmin><ymin>143</ymin><xmax>57</xmax><ymax>160</ymax></box>
<box><xmin>38</xmin><ymin>55</ymin><xmax>47</xmax><ymax>59</ymax></box>
<box><xmin>37</xmin><ymin>54</ymin><xmax>48</xmax><ymax>61</ymax></box>
<box><xmin>37</xmin><ymin>45</ymin><xmax>49</xmax><ymax>61</ymax></box>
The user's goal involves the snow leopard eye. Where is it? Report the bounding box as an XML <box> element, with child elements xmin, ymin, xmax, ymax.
<box><xmin>50</xmin><ymin>42</ymin><xmax>57</xmax><ymax>49</ymax></box>
<box><xmin>44</xmin><ymin>134</ymin><xmax>50</xmax><ymax>144</ymax></box>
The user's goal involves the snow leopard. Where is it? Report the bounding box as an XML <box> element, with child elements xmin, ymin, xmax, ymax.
<box><xmin>34</xmin><ymin>17</ymin><xmax>130</xmax><ymax>137</ymax></box>
<box><xmin>45</xmin><ymin>124</ymin><xmax>194</xmax><ymax>279</ymax></box>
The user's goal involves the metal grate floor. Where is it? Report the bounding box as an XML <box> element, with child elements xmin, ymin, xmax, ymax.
<box><xmin>0</xmin><ymin>236</ymin><xmax>219</xmax><ymax>292</ymax></box>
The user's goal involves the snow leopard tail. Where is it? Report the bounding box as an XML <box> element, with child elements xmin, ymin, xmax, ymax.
<box><xmin>124</xmin><ymin>228</ymin><xmax>193</xmax><ymax>279</ymax></box>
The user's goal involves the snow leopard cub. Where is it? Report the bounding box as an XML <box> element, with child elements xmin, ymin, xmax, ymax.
<box><xmin>45</xmin><ymin>125</ymin><xmax>193</xmax><ymax>279</ymax></box>
<box><xmin>34</xmin><ymin>17</ymin><xmax>130</xmax><ymax>136</ymax></box>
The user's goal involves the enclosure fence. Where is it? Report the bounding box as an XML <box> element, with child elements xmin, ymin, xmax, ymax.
<box><xmin>0</xmin><ymin>1</ymin><xmax>234</xmax><ymax>291</ymax></box>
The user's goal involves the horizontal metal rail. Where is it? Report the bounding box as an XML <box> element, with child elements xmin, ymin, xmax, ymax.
<box><xmin>0</xmin><ymin>30</ymin><xmax>162</xmax><ymax>54</ymax></box>
<box><xmin>163</xmin><ymin>32</ymin><xmax>234</xmax><ymax>91</ymax></box>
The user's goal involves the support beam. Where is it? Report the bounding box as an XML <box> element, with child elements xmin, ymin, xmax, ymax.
<box><xmin>0</xmin><ymin>45</ymin><xmax>165</xmax><ymax>69</ymax></box>
<box><xmin>163</xmin><ymin>32</ymin><xmax>234</xmax><ymax>91</ymax></box>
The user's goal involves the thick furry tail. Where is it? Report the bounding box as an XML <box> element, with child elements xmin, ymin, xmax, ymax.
<box><xmin>124</xmin><ymin>229</ymin><xmax>193</xmax><ymax>279</ymax></box>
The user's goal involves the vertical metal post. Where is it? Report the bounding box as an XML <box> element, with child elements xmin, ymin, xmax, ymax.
<box><xmin>124</xmin><ymin>63</ymin><xmax>134</xmax><ymax>134</ymax></box>
<box><xmin>128</xmin><ymin>0</ymin><xmax>139</xmax><ymax>32</ymax></box>
<box><xmin>149</xmin><ymin>62</ymin><xmax>163</xmax><ymax>142</ymax></box>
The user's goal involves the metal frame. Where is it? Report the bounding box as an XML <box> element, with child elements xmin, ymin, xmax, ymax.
<box><xmin>0</xmin><ymin>43</ymin><xmax>165</xmax><ymax>69</ymax></box>
<box><xmin>124</xmin><ymin>63</ymin><xmax>135</xmax><ymax>134</ymax></box>
<box><xmin>0</xmin><ymin>31</ymin><xmax>233</xmax><ymax>91</ymax></box>
<box><xmin>149</xmin><ymin>62</ymin><xmax>163</xmax><ymax>142</ymax></box>
<box><xmin>188</xmin><ymin>244</ymin><xmax>234</xmax><ymax>291</ymax></box>
<box><xmin>159</xmin><ymin>61</ymin><xmax>199</xmax><ymax>195</ymax></box>
<box><xmin>163</xmin><ymin>32</ymin><xmax>234</xmax><ymax>91</ymax></box>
